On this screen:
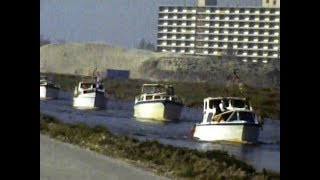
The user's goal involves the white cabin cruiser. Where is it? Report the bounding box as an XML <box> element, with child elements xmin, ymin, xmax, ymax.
<box><xmin>40</xmin><ymin>75</ymin><xmax>60</xmax><ymax>99</ymax></box>
<box><xmin>134</xmin><ymin>84</ymin><xmax>183</xmax><ymax>121</ymax></box>
<box><xmin>73</xmin><ymin>78</ymin><xmax>106</xmax><ymax>109</ymax></box>
<box><xmin>192</xmin><ymin>97</ymin><xmax>262</xmax><ymax>143</ymax></box>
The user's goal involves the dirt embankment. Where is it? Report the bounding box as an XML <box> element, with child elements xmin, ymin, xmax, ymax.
<box><xmin>40</xmin><ymin>42</ymin><xmax>279</xmax><ymax>87</ymax></box>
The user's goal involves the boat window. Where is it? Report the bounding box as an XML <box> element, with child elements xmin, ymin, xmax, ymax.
<box><xmin>214</xmin><ymin>100</ymin><xmax>221</xmax><ymax>107</ymax></box>
<box><xmin>205</xmin><ymin>102</ymin><xmax>207</xmax><ymax>109</ymax></box>
<box><xmin>231</xmin><ymin>99</ymin><xmax>245</xmax><ymax>108</ymax></box>
<box><xmin>146</xmin><ymin>95</ymin><xmax>153</xmax><ymax>100</ymax></box>
<box><xmin>209</xmin><ymin>100</ymin><xmax>214</xmax><ymax>109</ymax></box>
<box><xmin>238</xmin><ymin>112</ymin><xmax>255</xmax><ymax>123</ymax></box>
<box><xmin>228</xmin><ymin>112</ymin><xmax>238</xmax><ymax>122</ymax></box>
<box><xmin>223</xmin><ymin>99</ymin><xmax>229</xmax><ymax>107</ymax></box>
<box><xmin>221</xmin><ymin>111</ymin><xmax>233</xmax><ymax>121</ymax></box>
<box><xmin>81</xmin><ymin>83</ymin><xmax>92</xmax><ymax>89</ymax></box>
<box><xmin>154</xmin><ymin>95</ymin><xmax>161</xmax><ymax>99</ymax></box>
<box><xmin>209</xmin><ymin>99</ymin><xmax>221</xmax><ymax>109</ymax></box>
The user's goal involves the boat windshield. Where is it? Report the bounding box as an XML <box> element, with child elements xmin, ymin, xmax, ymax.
<box><xmin>238</xmin><ymin>111</ymin><xmax>255</xmax><ymax>123</ymax></box>
<box><xmin>142</xmin><ymin>85</ymin><xmax>166</xmax><ymax>94</ymax></box>
<box><xmin>228</xmin><ymin>112</ymin><xmax>238</xmax><ymax>121</ymax></box>
<box><xmin>221</xmin><ymin>111</ymin><xmax>233</xmax><ymax>121</ymax></box>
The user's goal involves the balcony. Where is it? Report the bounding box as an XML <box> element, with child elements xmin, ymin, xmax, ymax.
<box><xmin>159</xmin><ymin>11</ymin><xmax>196</xmax><ymax>14</ymax></box>
<box><xmin>158</xmin><ymin>31</ymin><xmax>195</xmax><ymax>35</ymax></box>
<box><xmin>195</xmin><ymin>18</ymin><xmax>280</xmax><ymax>23</ymax></box>
<box><xmin>158</xmin><ymin>24</ymin><xmax>196</xmax><ymax>28</ymax></box>
<box><xmin>157</xmin><ymin>37</ymin><xmax>195</xmax><ymax>41</ymax></box>
<box><xmin>196</xmin><ymin>11</ymin><xmax>280</xmax><ymax>16</ymax></box>
<box><xmin>200</xmin><ymin>39</ymin><xmax>263</xmax><ymax>45</ymax></box>
<box><xmin>157</xmin><ymin>44</ymin><xmax>195</xmax><ymax>48</ymax></box>
<box><xmin>236</xmin><ymin>54</ymin><xmax>279</xmax><ymax>59</ymax></box>
<box><xmin>158</xmin><ymin>18</ymin><xmax>196</xmax><ymax>21</ymax></box>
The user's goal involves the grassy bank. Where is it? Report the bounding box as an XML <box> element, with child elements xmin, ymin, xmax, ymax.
<box><xmin>44</xmin><ymin>72</ymin><xmax>280</xmax><ymax>120</ymax></box>
<box><xmin>40</xmin><ymin>113</ymin><xmax>279</xmax><ymax>179</ymax></box>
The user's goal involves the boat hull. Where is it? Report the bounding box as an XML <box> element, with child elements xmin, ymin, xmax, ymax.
<box><xmin>193</xmin><ymin>123</ymin><xmax>260</xmax><ymax>143</ymax></box>
<box><xmin>134</xmin><ymin>100</ymin><xmax>183</xmax><ymax>121</ymax></box>
<box><xmin>40</xmin><ymin>86</ymin><xmax>59</xmax><ymax>99</ymax></box>
<box><xmin>73</xmin><ymin>92</ymin><xmax>106</xmax><ymax>109</ymax></box>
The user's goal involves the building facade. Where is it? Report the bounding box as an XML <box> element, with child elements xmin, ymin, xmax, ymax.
<box><xmin>262</xmin><ymin>0</ymin><xmax>280</xmax><ymax>8</ymax></box>
<box><xmin>157</xmin><ymin>1</ymin><xmax>280</xmax><ymax>63</ymax></box>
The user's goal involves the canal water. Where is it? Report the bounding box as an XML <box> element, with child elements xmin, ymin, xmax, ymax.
<box><xmin>40</xmin><ymin>91</ymin><xmax>280</xmax><ymax>172</ymax></box>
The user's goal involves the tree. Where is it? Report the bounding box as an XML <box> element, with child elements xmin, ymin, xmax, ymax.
<box><xmin>137</xmin><ymin>38</ymin><xmax>147</xmax><ymax>49</ymax></box>
<box><xmin>146</xmin><ymin>42</ymin><xmax>155</xmax><ymax>51</ymax></box>
<box><xmin>137</xmin><ymin>38</ymin><xmax>155</xmax><ymax>51</ymax></box>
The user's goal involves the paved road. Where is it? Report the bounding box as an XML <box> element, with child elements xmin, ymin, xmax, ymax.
<box><xmin>40</xmin><ymin>134</ymin><xmax>170</xmax><ymax>180</ymax></box>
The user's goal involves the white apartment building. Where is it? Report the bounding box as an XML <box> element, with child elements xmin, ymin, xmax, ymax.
<box><xmin>157</xmin><ymin>0</ymin><xmax>280</xmax><ymax>63</ymax></box>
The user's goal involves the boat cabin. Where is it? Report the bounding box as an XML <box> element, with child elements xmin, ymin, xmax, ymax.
<box><xmin>78</xmin><ymin>82</ymin><xmax>104</xmax><ymax>90</ymax></box>
<box><xmin>74</xmin><ymin>81</ymin><xmax>105</xmax><ymax>96</ymax></box>
<box><xmin>40</xmin><ymin>75</ymin><xmax>59</xmax><ymax>88</ymax></box>
<box><xmin>40</xmin><ymin>75</ymin><xmax>49</xmax><ymax>84</ymax></box>
<box><xmin>40</xmin><ymin>75</ymin><xmax>47</xmax><ymax>81</ymax></box>
<box><xmin>135</xmin><ymin>84</ymin><xmax>182</xmax><ymax>104</ymax></box>
<box><xmin>202</xmin><ymin>97</ymin><xmax>253</xmax><ymax>123</ymax></box>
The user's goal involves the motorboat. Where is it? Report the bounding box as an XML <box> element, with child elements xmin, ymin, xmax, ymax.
<box><xmin>192</xmin><ymin>97</ymin><xmax>262</xmax><ymax>143</ymax></box>
<box><xmin>40</xmin><ymin>75</ymin><xmax>60</xmax><ymax>99</ymax></box>
<box><xmin>73</xmin><ymin>77</ymin><xmax>106</xmax><ymax>109</ymax></box>
<box><xmin>134</xmin><ymin>84</ymin><xmax>183</xmax><ymax>121</ymax></box>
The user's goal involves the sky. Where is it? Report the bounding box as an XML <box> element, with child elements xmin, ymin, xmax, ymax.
<box><xmin>40</xmin><ymin>0</ymin><xmax>261</xmax><ymax>49</ymax></box>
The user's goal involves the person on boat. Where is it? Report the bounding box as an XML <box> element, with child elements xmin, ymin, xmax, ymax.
<box><xmin>219</xmin><ymin>100</ymin><xmax>227</xmax><ymax>112</ymax></box>
<box><xmin>92</xmin><ymin>68</ymin><xmax>99</xmax><ymax>81</ymax></box>
<box><xmin>212</xmin><ymin>104</ymin><xmax>223</xmax><ymax>122</ymax></box>
<box><xmin>212</xmin><ymin>113</ymin><xmax>223</xmax><ymax>122</ymax></box>
<box><xmin>92</xmin><ymin>68</ymin><xmax>102</xmax><ymax>89</ymax></box>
